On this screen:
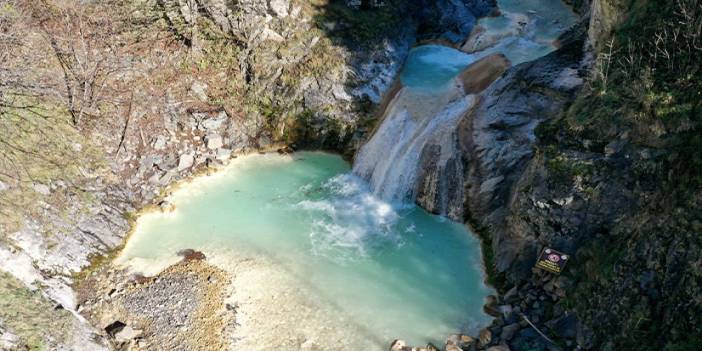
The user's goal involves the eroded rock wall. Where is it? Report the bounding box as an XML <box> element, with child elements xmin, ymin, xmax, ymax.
<box><xmin>0</xmin><ymin>0</ymin><xmax>497</xmax><ymax>349</ymax></box>
<box><xmin>414</xmin><ymin>1</ymin><xmax>702</xmax><ymax>349</ymax></box>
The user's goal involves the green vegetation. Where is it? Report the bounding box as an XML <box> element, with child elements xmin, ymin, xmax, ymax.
<box><xmin>531</xmin><ymin>2</ymin><xmax>702</xmax><ymax>349</ymax></box>
<box><xmin>0</xmin><ymin>97</ymin><xmax>107</xmax><ymax>234</ymax></box>
<box><xmin>544</xmin><ymin>151</ymin><xmax>594</xmax><ymax>185</ymax></box>
<box><xmin>464</xmin><ymin>212</ymin><xmax>508</xmax><ymax>291</ymax></box>
<box><xmin>0</xmin><ymin>271</ymin><xmax>75</xmax><ymax>350</ymax></box>
<box><xmin>565</xmin><ymin>0</ymin><xmax>701</xmax><ymax>187</ymax></box>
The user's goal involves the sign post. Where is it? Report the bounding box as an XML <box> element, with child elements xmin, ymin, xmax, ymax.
<box><xmin>535</xmin><ymin>248</ymin><xmax>569</xmax><ymax>274</ymax></box>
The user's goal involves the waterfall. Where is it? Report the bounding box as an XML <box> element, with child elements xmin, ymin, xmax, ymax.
<box><xmin>352</xmin><ymin>85</ymin><xmax>475</xmax><ymax>205</ymax></box>
<box><xmin>352</xmin><ymin>0</ymin><xmax>578</xmax><ymax>214</ymax></box>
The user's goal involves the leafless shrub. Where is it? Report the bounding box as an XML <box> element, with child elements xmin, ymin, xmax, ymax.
<box><xmin>33</xmin><ymin>0</ymin><xmax>128</xmax><ymax>126</ymax></box>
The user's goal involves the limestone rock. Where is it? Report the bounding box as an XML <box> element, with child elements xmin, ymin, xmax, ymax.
<box><xmin>261</xmin><ymin>27</ymin><xmax>284</xmax><ymax>42</ymax></box>
<box><xmin>153</xmin><ymin>135</ymin><xmax>167</xmax><ymax>150</ymax></box>
<box><xmin>33</xmin><ymin>183</ymin><xmax>51</xmax><ymax>195</ymax></box>
<box><xmin>479</xmin><ymin>328</ymin><xmax>492</xmax><ymax>346</ymax></box>
<box><xmin>190</xmin><ymin>81</ymin><xmax>208</xmax><ymax>102</ymax></box>
<box><xmin>216</xmin><ymin>148</ymin><xmax>232</xmax><ymax>161</ymax></box>
<box><xmin>390</xmin><ymin>339</ymin><xmax>407</xmax><ymax>351</ymax></box>
<box><xmin>201</xmin><ymin>112</ymin><xmax>228</xmax><ymax>130</ymax></box>
<box><xmin>115</xmin><ymin>325</ymin><xmax>142</xmax><ymax>342</ymax></box>
<box><xmin>177</xmin><ymin>153</ymin><xmax>195</xmax><ymax>171</ymax></box>
<box><xmin>200</xmin><ymin>0</ymin><xmax>234</xmax><ymax>33</ymax></box>
<box><xmin>268</xmin><ymin>0</ymin><xmax>288</xmax><ymax>17</ymax></box>
<box><xmin>205</xmin><ymin>134</ymin><xmax>224</xmax><ymax>149</ymax></box>
<box><xmin>0</xmin><ymin>326</ymin><xmax>18</xmax><ymax>350</ymax></box>
<box><xmin>500</xmin><ymin>323</ymin><xmax>521</xmax><ymax>341</ymax></box>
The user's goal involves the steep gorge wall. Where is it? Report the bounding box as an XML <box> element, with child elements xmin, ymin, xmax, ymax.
<box><xmin>411</xmin><ymin>1</ymin><xmax>702</xmax><ymax>350</ymax></box>
<box><xmin>0</xmin><ymin>1</ymin><xmax>496</xmax><ymax>349</ymax></box>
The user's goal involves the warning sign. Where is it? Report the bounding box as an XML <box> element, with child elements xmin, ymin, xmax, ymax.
<box><xmin>535</xmin><ymin>248</ymin><xmax>569</xmax><ymax>274</ymax></box>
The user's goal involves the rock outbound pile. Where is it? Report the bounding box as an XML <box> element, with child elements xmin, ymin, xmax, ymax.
<box><xmin>76</xmin><ymin>251</ymin><xmax>235</xmax><ymax>351</ymax></box>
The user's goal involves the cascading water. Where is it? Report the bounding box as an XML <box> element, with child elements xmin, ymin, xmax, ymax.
<box><xmin>115</xmin><ymin>1</ymin><xmax>579</xmax><ymax>349</ymax></box>
<box><xmin>353</xmin><ymin>0</ymin><xmax>577</xmax><ymax>209</ymax></box>
<box><xmin>353</xmin><ymin>87</ymin><xmax>475</xmax><ymax>203</ymax></box>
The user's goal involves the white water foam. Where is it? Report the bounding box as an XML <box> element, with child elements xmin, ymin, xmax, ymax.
<box><xmin>353</xmin><ymin>0</ymin><xmax>577</xmax><ymax>209</ymax></box>
<box><xmin>298</xmin><ymin>174</ymin><xmax>406</xmax><ymax>262</ymax></box>
<box><xmin>353</xmin><ymin>88</ymin><xmax>474</xmax><ymax>204</ymax></box>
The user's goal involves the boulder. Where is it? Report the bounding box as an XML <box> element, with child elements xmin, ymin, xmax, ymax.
<box><xmin>268</xmin><ymin>0</ymin><xmax>288</xmax><ymax>17</ymax></box>
<box><xmin>458</xmin><ymin>54</ymin><xmax>511</xmax><ymax>94</ymax></box>
<box><xmin>0</xmin><ymin>181</ymin><xmax>8</xmax><ymax>192</ymax></box>
<box><xmin>177</xmin><ymin>153</ymin><xmax>195</xmax><ymax>171</ymax></box>
<box><xmin>484</xmin><ymin>295</ymin><xmax>501</xmax><ymax>317</ymax></box>
<box><xmin>277</xmin><ymin>145</ymin><xmax>295</xmax><ymax>154</ymax></box>
<box><xmin>104</xmin><ymin>320</ymin><xmax>127</xmax><ymax>337</ymax></box>
<box><xmin>447</xmin><ymin>334</ymin><xmax>477</xmax><ymax>349</ymax></box>
<box><xmin>216</xmin><ymin>148</ymin><xmax>232</xmax><ymax>161</ymax></box>
<box><xmin>32</xmin><ymin>183</ymin><xmax>51</xmax><ymax>195</ymax></box>
<box><xmin>205</xmin><ymin>134</ymin><xmax>224</xmax><ymax>149</ymax></box>
<box><xmin>153</xmin><ymin>135</ymin><xmax>167</xmax><ymax>150</ymax></box>
<box><xmin>115</xmin><ymin>325</ymin><xmax>142</xmax><ymax>342</ymax></box>
<box><xmin>158</xmin><ymin>200</ymin><xmax>176</xmax><ymax>212</ymax></box>
<box><xmin>479</xmin><ymin>328</ymin><xmax>492</xmax><ymax>346</ymax></box>
<box><xmin>190</xmin><ymin>81</ymin><xmax>208</xmax><ymax>101</ymax></box>
<box><xmin>500</xmin><ymin>323</ymin><xmax>521</xmax><ymax>341</ymax></box>
<box><xmin>177</xmin><ymin>249</ymin><xmax>206</xmax><ymax>261</ymax></box>
<box><xmin>389</xmin><ymin>339</ymin><xmax>408</xmax><ymax>351</ymax></box>
<box><xmin>486</xmin><ymin>345</ymin><xmax>511</xmax><ymax>351</ymax></box>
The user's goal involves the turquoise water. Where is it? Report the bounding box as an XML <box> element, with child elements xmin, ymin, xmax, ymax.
<box><xmin>118</xmin><ymin>152</ymin><xmax>492</xmax><ymax>349</ymax></box>
<box><xmin>400</xmin><ymin>0</ymin><xmax>576</xmax><ymax>90</ymax></box>
<box><xmin>400</xmin><ymin>45</ymin><xmax>476</xmax><ymax>90</ymax></box>
<box><xmin>474</xmin><ymin>0</ymin><xmax>577</xmax><ymax>64</ymax></box>
<box><xmin>488</xmin><ymin>0</ymin><xmax>578</xmax><ymax>42</ymax></box>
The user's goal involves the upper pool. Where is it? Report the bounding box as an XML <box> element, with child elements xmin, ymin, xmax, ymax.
<box><xmin>400</xmin><ymin>45</ymin><xmax>476</xmax><ymax>91</ymax></box>
<box><xmin>117</xmin><ymin>152</ymin><xmax>492</xmax><ymax>349</ymax></box>
<box><xmin>400</xmin><ymin>0</ymin><xmax>577</xmax><ymax>91</ymax></box>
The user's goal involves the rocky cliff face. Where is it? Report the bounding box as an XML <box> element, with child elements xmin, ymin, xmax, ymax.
<box><xmin>2</xmin><ymin>0</ymin><xmax>698</xmax><ymax>350</ymax></box>
<box><xmin>410</xmin><ymin>1</ymin><xmax>702</xmax><ymax>350</ymax></box>
<box><xmin>0</xmin><ymin>0</ymin><xmax>495</xmax><ymax>349</ymax></box>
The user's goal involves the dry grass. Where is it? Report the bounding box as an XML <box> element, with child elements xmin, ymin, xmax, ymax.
<box><xmin>0</xmin><ymin>271</ymin><xmax>76</xmax><ymax>350</ymax></box>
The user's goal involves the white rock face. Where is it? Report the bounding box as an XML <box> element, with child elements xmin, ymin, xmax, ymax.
<box><xmin>0</xmin><ymin>181</ymin><xmax>8</xmax><ymax>191</ymax></box>
<box><xmin>201</xmin><ymin>111</ymin><xmax>228</xmax><ymax>130</ymax></box>
<box><xmin>178</xmin><ymin>153</ymin><xmax>195</xmax><ymax>171</ymax></box>
<box><xmin>115</xmin><ymin>326</ymin><xmax>142</xmax><ymax>342</ymax></box>
<box><xmin>205</xmin><ymin>134</ymin><xmax>224</xmax><ymax>149</ymax></box>
<box><xmin>190</xmin><ymin>81</ymin><xmax>208</xmax><ymax>101</ymax></box>
<box><xmin>153</xmin><ymin>135</ymin><xmax>168</xmax><ymax>150</ymax></box>
<box><xmin>33</xmin><ymin>183</ymin><xmax>51</xmax><ymax>195</ymax></box>
<box><xmin>261</xmin><ymin>27</ymin><xmax>284</xmax><ymax>42</ymax></box>
<box><xmin>0</xmin><ymin>244</ymin><xmax>110</xmax><ymax>351</ymax></box>
<box><xmin>216</xmin><ymin>148</ymin><xmax>232</xmax><ymax>161</ymax></box>
<box><xmin>268</xmin><ymin>0</ymin><xmax>288</xmax><ymax>17</ymax></box>
<box><xmin>0</xmin><ymin>326</ymin><xmax>19</xmax><ymax>350</ymax></box>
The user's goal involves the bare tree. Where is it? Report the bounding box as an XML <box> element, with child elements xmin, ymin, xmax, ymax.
<box><xmin>31</xmin><ymin>0</ymin><xmax>125</xmax><ymax>127</ymax></box>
